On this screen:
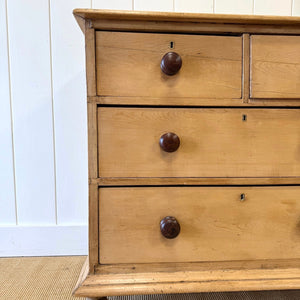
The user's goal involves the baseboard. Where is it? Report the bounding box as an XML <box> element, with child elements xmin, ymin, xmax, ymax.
<box><xmin>0</xmin><ymin>225</ymin><xmax>88</xmax><ymax>256</ymax></box>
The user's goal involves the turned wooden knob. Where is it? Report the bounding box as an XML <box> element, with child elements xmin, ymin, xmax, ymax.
<box><xmin>160</xmin><ymin>216</ymin><xmax>180</xmax><ymax>239</ymax></box>
<box><xmin>160</xmin><ymin>52</ymin><xmax>182</xmax><ymax>76</ymax></box>
<box><xmin>159</xmin><ymin>132</ymin><xmax>180</xmax><ymax>152</ymax></box>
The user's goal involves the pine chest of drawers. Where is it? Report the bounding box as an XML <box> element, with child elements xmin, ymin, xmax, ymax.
<box><xmin>73</xmin><ymin>9</ymin><xmax>300</xmax><ymax>299</ymax></box>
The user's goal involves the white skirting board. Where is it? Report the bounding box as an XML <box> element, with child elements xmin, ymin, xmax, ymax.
<box><xmin>0</xmin><ymin>225</ymin><xmax>88</xmax><ymax>256</ymax></box>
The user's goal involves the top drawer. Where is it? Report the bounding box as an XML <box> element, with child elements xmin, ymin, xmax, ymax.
<box><xmin>251</xmin><ymin>35</ymin><xmax>300</xmax><ymax>99</ymax></box>
<box><xmin>96</xmin><ymin>32</ymin><xmax>242</xmax><ymax>99</ymax></box>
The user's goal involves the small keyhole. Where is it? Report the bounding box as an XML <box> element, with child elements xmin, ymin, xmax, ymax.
<box><xmin>170</xmin><ymin>41</ymin><xmax>174</xmax><ymax>49</ymax></box>
<box><xmin>240</xmin><ymin>193</ymin><xmax>246</xmax><ymax>201</ymax></box>
<box><xmin>242</xmin><ymin>114</ymin><xmax>247</xmax><ymax>121</ymax></box>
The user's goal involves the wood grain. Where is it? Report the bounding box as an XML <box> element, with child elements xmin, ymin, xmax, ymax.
<box><xmin>73</xmin><ymin>277</ymin><xmax>300</xmax><ymax>298</ymax></box>
<box><xmin>87</xmin><ymin>102</ymin><xmax>98</xmax><ymax>179</ymax></box>
<box><xmin>89</xmin><ymin>95</ymin><xmax>300</xmax><ymax>106</ymax></box>
<box><xmin>98</xmin><ymin>107</ymin><xmax>300</xmax><ymax>178</ymax></box>
<box><xmin>242</xmin><ymin>33</ymin><xmax>250</xmax><ymax>103</ymax></box>
<box><xmin>74</xmin><ymin>258</ymin><xmax>300</xmax><ymax>297</ymax></box>
<box><xmin>92</xmin><ymin>19</ymin><xmax>300</xmax><ymax>35</ymax></box>
<box><xmin>85</xmin><ymin>23</ymin><xmax>96</xmax><ymax>97</ymax></box>
<box><xmin>73</xmin><ymin>9</ymin><xmax>300</xmax><ymax>26</ymax></box>
<box><xmin>99</xmin><ymin>186</ymin><xmax>300</xmax><ymax>264</ymax></box>
<box><xmin>93</xmin><ymin>19</ymin><xmax>300</xmax><ymax>35</ymax></box>
<box><xmin>96</xmin><ymin>31</ymin><xmax>242</xmax><ymax>99</ymax></box>
<box><xmin>251</xmin><ymin>35</ymin><xmax>300</xmax><ymax>99</ymax></box>
<box><xmin>93</xmin><ymin>177</ymin><xmax>300</xmax><ymax>186</ymax></box>
<box><xmin>86</xmin><ymin>88</ymin><xmax>96</xmax><ymax>278</ymax></box>
<box><xmin>88</xmin><ymin>183</ymin><xmax>98</xmax><ymax>272</ymax></box>
<box><xmin>95</xmin><ymin>258</ymin><xmax>300</xmax><ymax>275</ymax></box>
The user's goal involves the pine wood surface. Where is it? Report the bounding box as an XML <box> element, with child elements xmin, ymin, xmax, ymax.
<box><xmin>98</xmin><ymin>107</ymin><xmax>300</xmax><ymax>178</ymax></box>
<box><xmin>251</xmin><ymin>35</ymin><xmax>300</xmax><ymax>99</ymax></box>
<box><xmin>73</xmin><ymin>9</ymin><xmax>300</xmax><ymax>26</ymax></box>
<box><xmin>74</xmin><ymin>9</ymin><xmax>300</xmax><ymax>36</ymax></box>
<box><xmin>96</xmin><ymin>31</ymin><xmax>242</xmax><ymax>99</ymax></box>
<box><xmin>74</xmin><ymin>9</ymin><xmax>300</xmax><ymax>298</ymax></box>
<box><xmin>93</xmin><ymin>177</ymin><xmax>300</xmax><ymax>186</ymax></box>
<box><xmin>99</xmin><ymin>186</ymin><xmax>300</xmax><ymax>264</ymax></box>
<box><xmin>88</xmin><ymin>96</ymin><xmax>300</xmax><ymax>106</ymax></box>
<box><xmin>75</xmin><ymin>258</ymin><xmax>300</xmax><ymax>297</ymax></box>
<box><xmin>85</xmin><ymin>24</ymin><xmax>96</xmax><ymax>97</ymax></box>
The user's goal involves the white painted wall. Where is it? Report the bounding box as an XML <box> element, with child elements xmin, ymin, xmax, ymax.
<box><xmin>0</xmin><ymin>0</ymin><xmax>299</xmax><ymax>256</ymax></box>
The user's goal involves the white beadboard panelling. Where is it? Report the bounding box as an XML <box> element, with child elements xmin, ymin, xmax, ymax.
<box><xmin>93</xmin><ymin>0</ymin><xmax>132</xmax><ymax>9</ymax></box>
<box><xmin>254</xmin><ymin>0</ymin><xmax>292</xmax><ymax>15</ymax></box>
<box><xmin>7</xmin><ymin>0</ymin><xmax>56</xmax><ymax>225</ymax></box>
<box><xmin>0</xmin><ymin>225</ymin><xmax>87</xmax><ymax>256</ymax></box>
<box><xmin>293</xmin><ymin>0</ymin><xmax>300</xmax><ymax>15</ymax></box>
<box><xmin>0</xmin><ymin>0</ymin><xmax>16</xmax><ymax>225</ymax></box>
<box><xmin>50</xmin><ymin>0</ymin><xmax>89</xmax><ymax>225</ymax></box>
<box><xmin>175</xmin><ymin>0</ymin><xmax>213</xmax><ymax>13</ymax></box>
<box><xmin>134</xmin><ymin>0</ymin><xmax>173</xmax><ymax>12</ymax></box>
<box><xmin>215</xmin><ymin>0</ymin><xmax>253</xmax><ymax>14</ymax></box>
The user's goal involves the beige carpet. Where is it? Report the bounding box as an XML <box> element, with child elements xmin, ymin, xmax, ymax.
<box><xmin>0</xmin><ymin>256</ymin><xmax>300</xmax><ymax>300</ymax></box>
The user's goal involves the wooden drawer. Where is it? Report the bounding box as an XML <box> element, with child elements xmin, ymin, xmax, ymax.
<box><xmin>251</xmin><ymin>35</ymin><xmax>300</xmax><ymax>99</ymax></box>
<box><xmin>95</xmin><ymin>31</ymin><xmax>242</xmax><ymax>99</ymax></box>
<box><xmin>98</xmin><ymin>107</ymin><xmax>300</xmax><ymax>178</ymax></box>
<box><xmin>99</xmin><ymin>186</ymin><xmax>300</xmax><ymax>264</ymax></box>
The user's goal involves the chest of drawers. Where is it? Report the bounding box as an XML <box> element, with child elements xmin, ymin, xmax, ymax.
<box><xmin>73</xmin><ymin>9</ymin><xmax>300</xmax><ymax>299</ymax></box>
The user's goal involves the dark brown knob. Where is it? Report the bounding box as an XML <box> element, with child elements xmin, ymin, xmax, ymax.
<box><xmin>160</xmin><ymin>52</ymin><xmax>182</xmax><ymax>76</ymax></box>
<box><xmin>159</xmin><ymin>132</ymin><xmax>180</xmax><ymax>153</ymax></box>
<box><xmin>160</xmin><ymin>216</ymin><xmax>180</xmax><ymax>239</ymax></box>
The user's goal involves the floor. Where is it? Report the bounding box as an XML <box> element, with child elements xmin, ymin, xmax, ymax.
<box><xmin>0</xmin><ymin>256</ymin><xmax>300</xmax><ymax>300</ymax></box>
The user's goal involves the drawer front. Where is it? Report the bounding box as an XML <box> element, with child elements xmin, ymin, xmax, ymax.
<box><xmin>99</xmin><ymin>186</ymin><xmax>300</xmax><ymax>264</ymax></box>
<box><xmin>98</xmin><ymin>107</ymin><xmax>300</xmax><ymax>178</ymax></box>
<box><xmin>96</xmin><ymin>31</ymin><xmax>242</xmax><ymax>99</ymax></box>
<box><xmin>251</xmin><ymin>35</ymin><xmax>300</xmax><ymax>99</ymax></box>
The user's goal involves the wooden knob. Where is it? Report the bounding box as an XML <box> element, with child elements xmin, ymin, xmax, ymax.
<box><xmin>159</xmin><ymin>132</ymin><xmax>180</xmax><ymax>152</ymax></box>
<box><xmin>160</xmin><ymin>216</ymin><xmax>180</xmax><ymax>239</ymax></box>
<box><xmin>160</xmin><ymin>52</ymin><xmax>182</xmax><ymax>76</ymax></box>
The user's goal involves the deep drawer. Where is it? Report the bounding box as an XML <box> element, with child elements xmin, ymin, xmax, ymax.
<box><xmin>99</xmin><ymin>186</ymin><xmax>300</xmax><ymax>264</ymax></box>
<box><xmin>98</xmin><ymin>107</ymin><xmax>300</xmax><ymax>178</ymax></box>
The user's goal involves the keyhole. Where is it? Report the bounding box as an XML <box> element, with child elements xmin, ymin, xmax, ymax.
<box><xmin>240</xmin><ymin>193</ymin><xmax>246</xmax><ymax>201</ymax></box>
<box><xmin>242</xmin><ymin>114</ymin><xmax>247</xmax><ymax>121</ymax></box>
<box><xmin>170</xmin><ymin>41</ymin><xmax>174</xmax><ymax>49</ymax></box>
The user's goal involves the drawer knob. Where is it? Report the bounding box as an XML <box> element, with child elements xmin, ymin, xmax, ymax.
<box><xmin>160</xmin><ymin>52</ymin><xmax>182</xmax><ymax>76</ymax></box>
<box><xmin>160</xmin><ymin>216</ymin><xmax>181</xmax><ymax>239</ymax></box>
<box><xmin>159</xmin><ymin>132</ymin><xmax>180</xmax><ymax>152</ymax></box>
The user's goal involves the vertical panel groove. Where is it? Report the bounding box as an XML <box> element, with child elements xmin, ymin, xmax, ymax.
<box><xmin>51</xmin><ymin>0</ymin><xmax>89</xmax><ymax>225</ymax></box>
<box><xmin>5</xmin><ymin>0</ymin><xmax>17</xmax><ymax>225</ymax></box>
<box><xmin>48</xmin><ymin>0</ymin><xmax>58</xmax><ymax>225</ymax></box>
<box><xmin>7</xmin><ymin>0</ymin><xmax>56</xmax><ymax>225</ymax></box>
